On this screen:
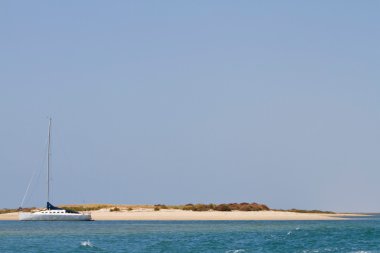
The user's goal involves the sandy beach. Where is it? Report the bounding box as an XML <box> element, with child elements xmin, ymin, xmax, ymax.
<box><xmin>0</xmin><ymin>208</ymin><xmax>363</xmax><ymax>221</ymax></box>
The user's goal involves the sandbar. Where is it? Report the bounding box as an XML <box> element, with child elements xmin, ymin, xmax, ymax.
<box><xmin>0</xmin><ymin>209</ymin><xmax>365</xmax><ymax>221</ymax></box>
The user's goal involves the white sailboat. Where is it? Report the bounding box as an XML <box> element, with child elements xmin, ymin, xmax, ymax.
<box><xmin>19</xmin><ymin>118</ymin><xmax>92</xmax><ymax>221</ymax></box>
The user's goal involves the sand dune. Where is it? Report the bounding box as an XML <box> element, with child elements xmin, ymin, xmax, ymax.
<box><xmin>0</xmin><ymin>208</ymin><xmax>362</xmax><ymax>221</ymax></box>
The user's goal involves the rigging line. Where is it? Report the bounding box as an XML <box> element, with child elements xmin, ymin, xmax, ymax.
<box><xmin>27</xmin><ymin>154</ymin><xmax>46</xmax><ymax>208</ymax></box>
<box><xmin>20</xmin><ymin>168</ymin><xmax>37</xmax><ymax>208</ymax></box>
<box><xmin>21</xmin><ymin>137</ymin><xmax>49</xmax><ymax>208</ymax></box>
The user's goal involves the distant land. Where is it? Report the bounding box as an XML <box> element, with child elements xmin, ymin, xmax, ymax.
<box><xmin>1</xmin><ymin>202</ymin><xmax>334</xmax><ymax>214</ymax></box>
<box><xmin>1</xmin><ymin>202</ymin><xmax>367</xmax><ymax>221</ymax></box>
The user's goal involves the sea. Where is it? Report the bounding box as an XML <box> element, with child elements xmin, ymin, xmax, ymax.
<box><xmin>1</xmin><ymin>216</ymin><xmax>380</xmax><ymax>253</ymax></box>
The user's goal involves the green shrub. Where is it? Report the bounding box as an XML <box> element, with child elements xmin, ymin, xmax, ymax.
<box><xmin>60</xmin><ymin>205</ymin><xmax>109</xmax><ymax>212</ymax></box>
<box><xmin>215</xmin><ymin>204</ymin><xmax>232</xmax><ymax>211</ymax></box>
<box><xmin>0</xmin><ymin>207</ymin><xmax>40</xmax><ymax>214</ymax></box>
<box><xmin>239</xmin><ymin>205</ymin><xmax>254</xmax><ymax>211</ymax></box>
<box><xmin>110</xmin><ymin>207</ymin><xmax>120</xmax><ymax>212</ymax></box>
<box><xmin>288</xmin><ymin>209</ymin><xmax>335</xmax><ymax>214</ymax></box>
<box><xmin>182</xmin><ymin>204</ymin><xmax>194</xmax><ymax>211</ymax></box>
<box><xmin>192</xmin><ymin>204</ymin><xmax>214</xmax><ymax>211</ymax></box>
<box><xmin>154</xmin><ymin>204</ymin><xmax>168</xmax><ymax>209</ymax></box>
<box><xmin>248</xmin><ymin>203</ymin><xmax>270</xmax><ymax>211</ymax></box>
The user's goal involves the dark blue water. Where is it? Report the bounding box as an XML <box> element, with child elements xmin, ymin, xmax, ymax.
<box><xmin>1</xmin><ymin>218</ymin><xmax>380</xmax><ymax>252</ymax></box>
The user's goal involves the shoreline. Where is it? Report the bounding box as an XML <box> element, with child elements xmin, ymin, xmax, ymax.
<box><xmin>0</xmin><ymin>209</ymin><xmax>367</xmax><ymax>221</ymax></box>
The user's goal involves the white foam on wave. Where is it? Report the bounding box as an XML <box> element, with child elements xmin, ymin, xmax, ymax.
<box><xmin>80</xmin><ymin>240</ymin><xmax>93</xmax><ymax>247</ymax></box>
<box><xmin>225</xmin><ymin>250</ymin><xmax>245</xmax><ymax>253</ymax></box>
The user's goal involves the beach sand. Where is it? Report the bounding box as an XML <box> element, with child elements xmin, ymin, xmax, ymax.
<box><xmin>0</xmin><ymin>208</ymin><xmax>362</xmax><ymax>221</ymax></box>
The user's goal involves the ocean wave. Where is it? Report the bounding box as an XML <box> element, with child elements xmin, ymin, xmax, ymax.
<box><xmin>80</xmin><ymin>240</ymin><xmax>93</xmax><ymax>247</ymax></box>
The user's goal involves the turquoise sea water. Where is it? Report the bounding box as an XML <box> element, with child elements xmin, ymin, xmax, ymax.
<box><xmin>1</xmin><ymin>218</ymin><xmax>380</xmax><ymax>253</ymax></box>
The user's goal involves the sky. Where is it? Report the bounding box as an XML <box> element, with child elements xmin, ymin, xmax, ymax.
<box><xmin>1</xmin><ymin>1</ymin><xmax>379</xmax><ymax>212</ymax></box>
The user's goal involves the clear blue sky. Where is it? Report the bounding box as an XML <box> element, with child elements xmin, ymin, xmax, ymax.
<box><xmin>1</xmin><ymin>1</ymin><xmax>379</xmax><ymax>212</ymax></box>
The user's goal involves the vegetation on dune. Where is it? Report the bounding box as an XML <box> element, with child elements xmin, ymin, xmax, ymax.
<box><xmin>178</xmin><ymin>202</ymin><xmax>270</xmax><ymax>212</ymax></box>
<box><xmin>271</xmin><ymin>208</ymin><xmax>335</xmax><ymax>214</ymax></box>
<box><xmin>55</xmin><ymin>204</ymin><xmax>334</xmax><ymax>214</ymax></box>
<box><xmin>0</xmin><ymin>207</ymin><xmax>35</xmax><ymax>214</ymax></box>
<box><xmin>109</xmin><ymin>207</ymin><xmax>120</xmax><ymax>212</ymax></box>
<box><xmin>0</xmin><ymin>209</ymin><xmax>14</xmax><ymax>214</ymax></box>
<box><xmin>228</xmin><ymin>203</ymin><xmax>270</xmax><ymax>211</ymax></box>
<box><xmin>214</xmin><ymin>204</ymin><xmax>232</xmax><ymax>211</ymax></box>
<box><xmin>286</xmin><ymin>209</ymin><xmax>335</xmax><ymax>214</ymax></box>
<box><xmin>154</xmin><ymin>204</ymin><xmax>168</xmax><ymax>209</ymax></box>
<box><xmin>182</xmin><ymin>204</ymin><xmax>215</xmax><ymax>211</ymax></box>
<box><xmin>178</xmin><ymin>203</ymin><xmax>333</xmax><ymax>213</ymax></box>
<box><xmin>0</xmin><ymin>203</ymin><xmax>334</xmax><ymax>215</ymax></box>
<box><xmin>59</xmin><ymin>204</ymin><xmax>111</xmax><ymax>211</ymax></box>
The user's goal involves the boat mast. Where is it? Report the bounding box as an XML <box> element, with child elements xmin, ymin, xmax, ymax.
<box><xmin>47</xmin><ymin>118</ymin><xmax>52</xmax><ymax>206</ymax></box>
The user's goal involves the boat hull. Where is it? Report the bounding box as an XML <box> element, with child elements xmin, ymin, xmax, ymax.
<box><xmin>19</xmin><ymin>212</ymin><xmax>92</xmax><ymax>221</ymax></box>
